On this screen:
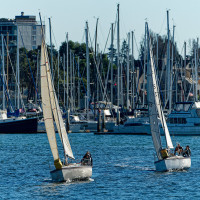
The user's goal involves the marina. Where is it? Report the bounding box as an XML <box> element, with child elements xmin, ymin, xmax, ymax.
<box><xmin>1</xmin><ymin>0</ymin><xmax>200</xmax><ymax>199</ymax></box>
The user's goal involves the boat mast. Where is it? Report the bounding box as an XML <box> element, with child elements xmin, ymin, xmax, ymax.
<box><xmin>57</xmin><ymin>50</ymin><xmax>60</xmax><ymax>102</ymax></box>
<box><xmin>166</xmin><ymin>10</ymin><xmax>171</xmax><ymax>108</ymax></box>
<box><xmin>126</xmin><ymin>32</ymin><xmax>130</xmax><ymax>109</ymax></box>
<box><xmin>70</xmin><ymin>50</ymin><xmax>72</xmax><ymax>111</ymax></box>
<box><xmin>16</xmin><ymin>28</ymin><xmax>20</xmax><ymax>109</ymax></box>
<box><xmin>78</xmin><ymin>56</ymin><xmax>80</xmax><ymax>108</ymax></box>
<box><xmin>195</xmin><ymin>41</ymin><xmax>198</xmax><ymax>101</ymax></box>
<box><xmin>85</xmin><ymin>22</ymin><xmax>90</xmax><ymax>120</ymax></box>
<box><xmin>143</xmin><ymin>23</ymin><xmax>147</xmax><ymax>108</ymax></box>
<box><xmin>63</xmin><ymin>53</ymin><xmax>66</xmax><ymax>108</ymax></box>
<box><xmin>1</xmin><ymin>34</ymin><xmax>5</xmax><ymax>110</ymax></box>
<box><xmin>66</xmin><ymin>33</ymin><xmax>69</xmax><ymax>110</ymax></box>
<box><xmin>156</xmin><ymin>34</ymin><xmax>158</xmax><ymax>68</ymax></box>
<box><xmin>183</xmin><ymin>41</ymin><xmax>186</xmax><ymax>101</ymax></box>
<box><xmin>49</xmin><ymin>18</ymin><xmax>53</xmax><ymax>80</ymax></box>
<box><xmin>73</xmin><ymin>54</ymin><xmax>75</xmax><ymax>111</ymax></box>
<box><xmin>169</xmin><ymin>25</ymin><xmax>175</xmax><ymax>113</ymax></box>
<box><xmin>111</xmin><ymin>23</ymin><xmax>114</xmax><ymax>106</ymax></box>
<box><xmin>35</xmin><ymin>50</ymin><xmax>39</xmax><ymax>104</ymax></box>
<box><xmin>131</xmin><ymin>31</ymin><xmax>135</xmax><ymax>110</ymax></box>
<box><xmin>117</xmin><ymin>4</ymin><xmax>120</xmax><ymax>124</ymax></box>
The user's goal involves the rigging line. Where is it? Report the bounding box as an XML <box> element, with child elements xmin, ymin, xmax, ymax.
<box><xmin>3</xmin><ymin>38</ymin><xmax>26</xmax><ymax>112</ymax></box>
<box><xmin>103</xmin><ymin>26</ymin><xmax>111</xmax><ymax>54</ymax></box>
<box><xmin>158</xmin><ymin>13</ymin><xmax>167</xmax><ymax>35</ymax></box>
<box><xmin>18</xmin><ymin>28</ymin><xmax>41</xmax><ymax>108</ymax></box>
<box><xmin>51</xmin><ymin>27</ymin><xmax>58</xmax><ymax>49</ymax></box>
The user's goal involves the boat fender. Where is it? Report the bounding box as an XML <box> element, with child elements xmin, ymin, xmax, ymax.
<box><xmin>160</xmin><ymin>149</ymin><xmax>169</xmax><ymax>159</ymax></box>
<box><xmin>54</xmin><ymin>159</ymin><xmax>63</xmax><ymax>169</ymax></box>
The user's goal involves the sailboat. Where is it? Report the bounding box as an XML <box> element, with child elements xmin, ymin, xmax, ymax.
<box><xmin>40</xmin><ymin>26</ymin><xmax>92</xmax><ymax>182</ymax></box>
<box><xmin>146</xmin><ymin>23</ymin><xmax>191</xmax><ymax>172</ymax></box>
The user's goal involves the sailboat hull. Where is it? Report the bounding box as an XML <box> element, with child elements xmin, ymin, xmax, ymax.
<box><xmin>50</xmin><ymin>164</ymin><xmax>92</xmax><ymax>182</ymax></box>
<box><xmin>0</xmin><ymin>117</ymin><xmax>38</xmax><ymax>133</ymax></box>
<box><xmin>154</xmin><ymin>156</ymin><xmax>191</xmax><ymax>172</ymax></box>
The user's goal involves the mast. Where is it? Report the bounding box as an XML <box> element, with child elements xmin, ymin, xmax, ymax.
<box><xmin>66</xmin><ymin>33</ymin><xmax>69</xmax><ymax>110</ymax></box>
<box><xmin>131</xmin><ymin>31</ymin><xmax>135</xmax><ymax>110</ymax></box>
<box><xmin>94</xmin><ymin>18</ymin><xmax>99</xmax><ymax>61</ymax></box>
<box><xmin>73</xmin><ymin>54</ymin><xmax>75</xmax><ymax>110</ymax></box>
<box><xmin>16</xmin><ymin>28</ymin><xmax>20</xmax><ymax>109</ymax></box>
<box><xmin>143</xmin><ymin>23</ymin><xmax>147</xmax><ymax>108</ymax></box>
<box><xmin>175</xmin><ymin>42</ymin><xmax>178</xmax><ymax>102</ymax></box>
<box><xmin>183</xmin><ymin>41</ymin><xmax>186</xmax><ymax>101</ymax></box>
<box><xmin>1</xmin><ymin>35</ymin><xmax>5</xmax><ymax>110</ymax></box>
<box><xmin>49</xmin><ymin>18</ymin><xmax>53</xmax><ymax>79</ymax></box>
<box><xmin>78</xmin><ymin>56</ymin><xmax>80</xmax><ymax>108</ymax></box>
<box><xmin>169</xmin><ymin>25</ymin><xmax>175</xmax><ymax>113</ymax></box>
<box><xmin>70</xmin><ymin>50</ymin><xmax>73</xmax><ymax>111</ymax></box>
<box><xmin>35</xmin><ymin>50</ymin><xmax>39</xmax><ymax>104</ymax></box>
<box><xmin>57</xmin><ymin>50</ymin><xmax>59</xmax><ymax>102</ymax></box>
<box><xmin>63</xmin><ymin>53</ymin><xmax>66</xmax><ymax>108</ymax></box>
<box><xmin>85</xmin><ymin>21</ymin><xmax>90</xmax><ymax>120</ymax></box>
<box><xmin>126</xmin><ymin>32</ymin><xmax>130</xmax><ymax>109</ymax></box>
<box><xmin>117</xmin><ymin>4</ymin><xmax>120</xmax><ymax>124</ymax></box>
<box><xmin>156</xmin><ymin>34</ymin><xmax>159</xmax><ymax>68</ymax></box>
<box><xmin>195</xmin><ymin>42</ymin><xmax>198</xmax><ymax>101</ymax></box>
<box><xmin>7</xmin><ymin>32</ymin><xmax>9</xmax><ymax>106</ymax></box>
<box><xmin>166</xmin><ymin>10</ymin><xmax>171</xmax><ymax>107</ymax></box>
<box><xmin>111</xmin><ymin>23</ymin><xmax>114</xmax><ymax>106</ymax></box>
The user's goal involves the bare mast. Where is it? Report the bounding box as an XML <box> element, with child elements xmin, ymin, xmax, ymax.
<box><xmin>85</xmin><ymin>22</ymin><xmax>90</xmax><ymax>120</ymax></box>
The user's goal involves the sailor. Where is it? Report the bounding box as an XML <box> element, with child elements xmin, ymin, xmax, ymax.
<box><xmin>81</xmin><ymin>151</ymin><xmax>93</xmax><ymax>166</ymax></box>
<box><xmin>183</xmin><ymin>145</ymin><xmax>191</xmax><ymax>157</ymax></box>
<box><xmin>174</xmin><ymin>143</ymin><xmax>183</xmax><ymax>155</ymax></box>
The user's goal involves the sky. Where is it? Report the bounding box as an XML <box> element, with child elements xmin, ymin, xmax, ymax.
<box><xmin>2</xmin><ymin>0</ymin><xmax>200</xmax><ymax>58</ymax></box>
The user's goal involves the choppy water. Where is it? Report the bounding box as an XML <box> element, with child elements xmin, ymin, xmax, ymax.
<box><xmin>0</xmin><ymin>133</ymin><xmax>199</xmax><ymax>199</ymax></box>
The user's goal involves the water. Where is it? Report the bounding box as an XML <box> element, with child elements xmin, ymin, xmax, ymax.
<box><xmin>0</xmin><ymin>133</ymin><xmax>199</xmax><ymax>199</ymax></box>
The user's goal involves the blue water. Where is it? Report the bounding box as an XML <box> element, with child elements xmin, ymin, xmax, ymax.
<box><xmin>0</xmin><ymin>133</ymin><xmax>199</xmax><ymax>199</ymax></box>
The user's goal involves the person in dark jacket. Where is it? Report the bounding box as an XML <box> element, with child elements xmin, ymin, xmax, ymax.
<box><xmin>81</xmin><ymin>151</ymin><xmax>93</xmax><ymax>166</ymax></box>
<box><xmin>183</xmin><ymin>145</ymin><xmax>191</xmax><ymax>157</ymax></box>
<box><xmin>174</xmin><ymin>143</ymin><xmax>183</xmax><ymax>155</ymax></box>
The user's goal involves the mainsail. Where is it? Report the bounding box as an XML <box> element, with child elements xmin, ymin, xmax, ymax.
<box><xmin>40</xmin><ymin>40</ymin><xmax>60</xmax><ymax>162</ymax></box>
<box><xmin>148</xmin><ymin>36</ymin><xmax>174</xmax><ymax>150</ymax></box>
<box><xmin>41</xmin><ymin>41</ymin><xmax>74</xmax><ymax>160</ymax></box>
<box><xmin>147</xmin><ymin>24</ymin><xmax>173</xmax><ymax>160</ymax></box>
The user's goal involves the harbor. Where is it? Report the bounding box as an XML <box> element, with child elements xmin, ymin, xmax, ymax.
<box><xmin>1</xmin><ymin>0</ymin><xmax>200</xmax><ymax>199</ymax></box>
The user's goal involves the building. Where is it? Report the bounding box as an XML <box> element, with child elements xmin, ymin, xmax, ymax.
<box><xmin>0</xmin><ymin>12</ymin><xmax>45</xmax><ymax>50</ymax></box>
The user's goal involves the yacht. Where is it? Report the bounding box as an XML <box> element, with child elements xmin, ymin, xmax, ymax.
<box><xmin>113</xmin><ymin>108</ymin><xmax>151</xmax><ymax>134</ymax></box>
<box><xmin>162</xmin><ymin>101</ymin><xmax>200</xmax><ymax>136</ymax></box>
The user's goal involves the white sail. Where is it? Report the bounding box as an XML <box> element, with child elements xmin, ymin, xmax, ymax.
<box><xmin>148</xmin><ymin>40</ymin><xmax>173</xmax><ymax>149</ymax></box>
<box><xmin>147</xmin><ymin>42</ymin><xmax>162</xmax><ymax>160</ymax></box>
<box><xmin>42</xmin><ymin>42</ymin><xmax>74</xmax><ymax>159</ymax></box>
<box><xmin>40</xmin><ymin>40</ymin><xmax>60</xmax><ymax>161</ymax></box>
<box><xmin>147</xmin><ymin>25</ymin><xmax>173</xmax><ymax>160</ymax></box>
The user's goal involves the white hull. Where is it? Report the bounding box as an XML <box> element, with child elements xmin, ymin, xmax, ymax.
<box><xmin>113</xmin><ymin>123</ymin><xmax>150</xmax><ymax>134</ymax></box>
<box><xmin>50</xmin><ymin>163</ymin><xmax>92</xmax><ymax>182</ymax></box>
<box><xmin>155</xmin><ymin>156</ymin><xmax>191</xmax><ymax>172</ymax></box>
